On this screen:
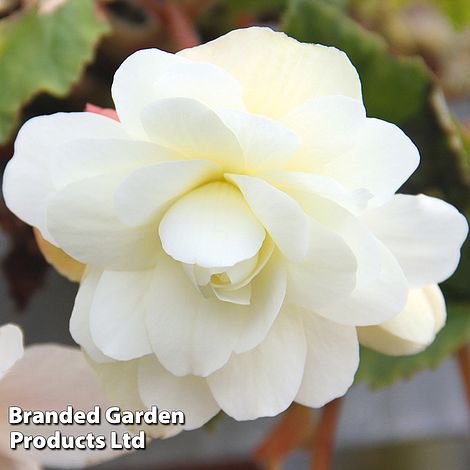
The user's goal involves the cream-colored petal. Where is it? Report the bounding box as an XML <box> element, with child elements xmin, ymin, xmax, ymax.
<box><xmin>70</xmin><ymin>268</ymin><xmax>111</xmax><ymax>363</ymax></box>
<box><xmin>141</xmin><ymin>98</ymin><xmax>244</xmax><ymax>171</ymax></box>
<box><xmin>89</xmin><ymin>270</ymin><xmax>154</xmax><ymax>360</ymax></box>
<box><xmin>358</xmin><ymin>285</ymin><xmax>446</xmax><ymax>356</ymax></box>
<box><xmin>227</xmin><ymin>174</ymin><xmax>309</xmax><ymax>262</ymax></box>
<box><xmin>145</xmin><ymin>252</ymin><xmax>286</xmax><ymax>377</ymax></box>
<box><xmin>179</xmin><ymin>27</ymin><xmax>361</xmax><ymax>119</ymax></box>
<box><xmin>88</xmin><ymin>358</ymin><xmax>181</xmax><ymax>439</ymax></box>
<box><xmin>207</xmin><ymin>308</ymin><xmax>306</xmax><ymax>420</ymax></box>
<box><xmin>47</xmin><ymin>175</ymin><xmax>159</xmax><ymax>270</ymax></box>
<box><xmin>217</xmin><ymin>108</ymin><xmax>299</xmax><ymax>171</ymax></box>
<box><xmin>264</xmin><ymin>171</ymin><xmax>372</xmax><ymax>215</ymax></box>
<box><xmin>159</xmin><ymin>182</ymin><xmax>265</xmax><ymax>268</ymax></box>
<box><xmin>3</xmin><ymin>112</ymin><xmax>127</xmax><ymax>242</ymax></box>
<box><xmin>362</xmin><ymin>194</ymin><xmax>468</xmax><ymax>287</ymax></box>
<box><xmin>287</xmin><ymin>217</ymin><xmax>357</xmax><ymax>311</ymax></box>
<box><xmin>138</xmin><ymin>356</ymin><xmax>220</xmax><ymax>430</ymax></box>
<box><xmin>289</xmin><ymin>193</ymin><xmax>407</xmax><ymax>325</ymax></box>
<box><xmin>213</xmin><ymin>284</ymin><xmax>252</xmax><ymax>305</ymax></box>
<box><xmin>319</xmin><ymin>118</ymin><xmax>420</xmax><ymax>204</ymax></box>
<box><xmin>283</xmin><ymin>95</ymin><xmax>366</xmax><ymax>169</ymax></box>
<box><xmin>115</xmin><ymin>160</ymin><xmax>221</xmax><ymax>227</ymax></box>
<box><xmin>112</xmin><ymin>49</ymin><xmax>245</xmax><ymax>137</ymax></box>
<box><xmin>295</xmin><ymin>307</ymin><xmax>359</xmax><ymax>407</ymax></box>
<box><xmin>50</xmin><ymin>139</ymin><xmax>176</xmax><ymax>190</ymax></box>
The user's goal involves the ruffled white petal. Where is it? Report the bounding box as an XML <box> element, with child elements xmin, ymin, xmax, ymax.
<box><xmin>217</xmin><ymin>109</ymin><xmax>299</xmax><ymax>171</ymax></box>
<box><xmin>283</xmin><ymin>95</ymin><xmax>366</xmax><ymax>169</ymax></box>
<box><xmin>2</xmin><ymin>112</ymin><xmax>127</xmax><ymax>241</ymax></box>
<box><xmin>151</xmin><ymin>60</ymin><xmax>245</xmax><ymax>110</ymax></box>
<box><xmin>87</xmin><ymin>358</ymin><xmax>181</xmax><ymax>439</ymax></box>
<box><xmin>287</xmin><ymin>217</ymin><xmax>357</xmax><ymax>310</ymax></box>
<box><xmin>46</xmin><ymin>175</ymin><xmax>159</xmax><ymax>270</ymax></box>
<box><xmin>227</xmin><ymin>174</ymin><xmax>309</xmax><ymax>262</ymax></box>
<box><xmin>358</xmin><ymin>285</ymin><xmax>446</xmax><ymax>356</ymax></box>
<box><xmin>207</xmin><ymin>308</ymin><xmax>306</xmax><ymax>420</ymax></box>
<box><xmin>295</xmin><ymin>308</ymin><xmax>359</xmax><ymax>407</ymax></box>
<box><xmin>179</xmin><ymin>27</ymin><xmax>362</xmax><ymax>119</ymax></box>
<box><xmin>317</xmin><ymin>241</ymin><xmax>409</xmax><ymax>326</ymax></box>
<box><xmin>141</xmin><ymin>98</ymin><xmax>244</xmax><ymax>171</ymax></box>
<box><xmin>361</xmin><ymin>194</ymin><xmax>469</xmax><ymax>286</ymax></box>
<box><xmin>138</xmin><ymin>356</ymin><xmax>220</xmax><ymax>430</ymax></box>
<box><xmin>319</xmin><ymin>118</ymin><xmax>420</xmax><ymax>204</ymax></box>
<box><xmin>70</xmin><ymin>268</ymin><xmax>111</xmax><ymax>363</ymax></box>
<box><xmin>112</xmin><ymin>49</ymin><xmax>245</xmax><ymax>137</ymax></box>
<box><xmin>159</xmin><ymin>182</ymin><xmax>265</xmax><ymax>268</ymax></box>
<box><xmin>145</xmin><ymin>252</ymin><xmax>286</xmax><ymax>377</ymax></box>
<box><xmin>290</xmin><ymin>193</ymin><xmax>407</xmax><ymax>325</ymax></box>
<box><xmin>50</xmin><ymin>139</ymin><xmax>176</xmax><ymax>190</ymax></box>
<box><xmin>115</xmin><ymin>160</ymin><xmax>221</xmax><ymax>226</ymax></box>
<box><xmin>112</xmin><ymin>48</ymin><xmax>182</xmax><ymax>136</ymax></box>
<box><xmin>89</xmin><ymin>270</ymin><xmax>154</xmax><ymax>360</ymax></box>
<box><xmin>263</xmin><ymin>171</ymin><xmax>371</xmax><ymax>213</ymax></box>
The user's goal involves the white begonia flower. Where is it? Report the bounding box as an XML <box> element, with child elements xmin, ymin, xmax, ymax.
<box><xmin>2</xmin><ymin>27</ymin><xmax>468</xmax><ymax>423</ymax></box>
<box><xmin>0</xmin><ymin>324</ymin><xmax>130</xmax><ymax>468</ymax></box>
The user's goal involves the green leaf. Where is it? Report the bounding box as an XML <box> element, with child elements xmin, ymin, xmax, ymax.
<box><xmin>283</xmin><ymin>0</ymin><xmax>430</xmax><ymax>124</ymax></box>
<box><xmin>0</xmin><ymin>0</ymin><xmax>109</xmax><ymax>144</ymax></box>
<box><xmin>356</xmin><ymin>304</ymin><xmax>470</xmax><ymax>389</ymax></box>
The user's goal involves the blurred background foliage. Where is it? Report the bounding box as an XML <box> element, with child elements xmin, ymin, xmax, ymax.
<box><xmin>0</xmin><ymin>0</ymin><xmax>470</xmax><ymax>391</ymax></box>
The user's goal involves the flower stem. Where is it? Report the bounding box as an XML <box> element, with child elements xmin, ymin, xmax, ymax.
<box><xmin>254</xmin><ymin>403</ymin><xmax>314</xmax><ymax>469</ymax></box>
<box><xmin>457</xmin><ymin>344</ymin><xmax>470</xmax><ymax>432</ymax></box>
<box><xmin>138</xmin><ymin>0</ymin><xmax>200</xmax><ymax>49</ymax></box>
<box><xmin>311</xmin><ymin>398</ymin><xmax>342</xmax><ymax>470</ymax></box>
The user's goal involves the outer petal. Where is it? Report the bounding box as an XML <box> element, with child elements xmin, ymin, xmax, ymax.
<box><xmin>207</xmin><ymin>308</ymin><xmax>307</xmax><ymax>421</ymax></box>
<box><xmin>146</xmin><ymin>252</ymin><xmax>287</xmax><ymax>377</ymax></box>
<box><xmin>361</xmin><ymin>194</ymin><xmax>469</xmax><ymax>287</ymax></box>
<box><xmin>2</xmin><ymin>112</ymin><xmax>127</xmax><ymax>241</ymax></box>
<box><xmin>358</xmin><ymin>285</ymin><xmax>446</xmax><ymax>356</ymax></box>
<box><xmin>49</xmin><ymin>139</ymin><xmax>176</xmax><ymax>190</ymax></box>
<box><xmin>289</xmin><ymin>193</ymin><xmax>408</xmax><ymax>326</ymax></box>
<box><xmin>0</xmin><ymin>345</ymin><xmax>127</xmax><ymax>468</ymax></box>
<box><xmin>317</xmin><ymin>241</ymin><xmax>409</xmax><ymax>326</ymax></box>
<box><xmin>88</xmin><ymin>358</ymin><xmax>181</xmax><ymax>439</ymax></box>
<box><xmin>138</xmin><ymin>356</ymin><xmax>220</xmax><ymax>430</ymax></box>
<box><xmin>0</xmin><ymin>324</ymin><xmax>23</xmax><ymax>379</ymax></box>
<box><xmin>263</xmin><ymin>171</ymin><xmax>371</xmax><ymax>213</ymax></box>
<box><xmin>159</xmin><ymin>182</ymin><xmax>266</xmax><ymax>268</ymax></box>
<box><xmin>319</xmin><ymin>118</ymin><xmax>420</xmax><ymax>204</ymax></box>
<box><xmin>295</xmin><ymin>308</ymin><xmax>359</xmax><ymax>407</ymax></box>
<box><xmin>287</xmin><ymin>217</ymin><xmax>357</xmax><ymax>311</ymax></box>
<box><xmin>282</xmin><ymin>95</ymin><xmax>366</xmax><ymax>169</ymax></box>
<box><xmin>227</xmin><ymin>174</ymin><xmax>309</xmax><ymax>262</ymax></box>
<box><xmin>46</xmin><ymin>175</ymin><xmax>159</xmax><ymax>270</ymax></box>
<box><xmin>115</xmin><ymin>160</ymin><xmax>221</xmax><ymax>226</ymax></box>
<box><xmin>179</xmin><ymin>27</ymin><xmax>362</xmax><ymax>119</ymax></box>
<box><xmin>141</xmin><ymin>98</ymin><xmax>244</xmax><ymax>172</ymax></box>
<box><xmin>111</xmin><ymin>49</ymin><xmax>245</xmax><ymax>137</ymax></box>
<box><xmin>111</xmin><ymin>48</ymin><xmax>183</xmax><ymax>137</ymax></box>
<box><xmin>70</xmin><ymin>268</ymin><xmax>111</xmax><ymax>363</ymax></box>
<box><xmin>89</xmin><ymin>270</ymin><xmax>154</xmax><ymax>361</ymax></box>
